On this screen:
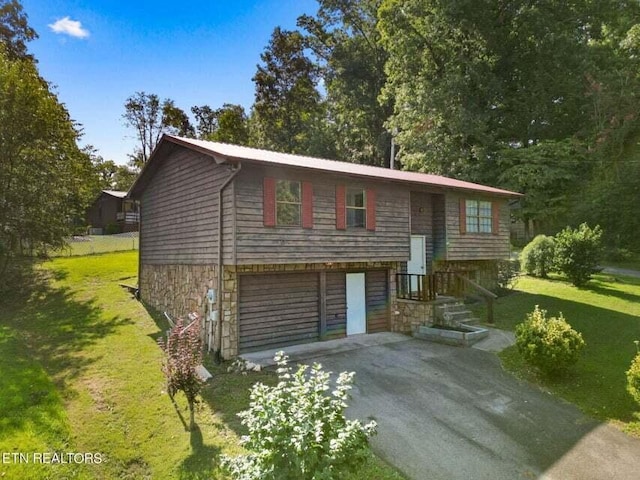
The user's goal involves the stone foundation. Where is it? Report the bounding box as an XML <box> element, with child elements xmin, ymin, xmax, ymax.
<box><xmin>140</xmin><ymin>263</ymin><xmax>217</xmax><ymax>318</ymax></box>
<box><xmin>393</xmin><ymin>300</ymin><xmax>434</xmax><ymax>334</ymax></box>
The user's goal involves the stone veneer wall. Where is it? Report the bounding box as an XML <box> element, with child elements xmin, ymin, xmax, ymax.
<box><xmin>140</xmin><ymin>264</ymin><xmax>217</xmax><ymax>319</ymax></box>
<box><xmin>393</xmin><ymin>300</ymin><xmax>434</xmax><ymax>334</ymax></box>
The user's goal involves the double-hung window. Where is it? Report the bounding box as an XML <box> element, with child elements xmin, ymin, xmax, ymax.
<box><xmin>346</xmin><ymin>188</ymin><xmax>366</xmax><ymax>228</ymax></box>
<box><xmin>276</xmin><ymin>180</ymin><xmax>301</xmax><ymax>226</ymax></box>
<box><xmin>465</xmin><ymin>200</ymin><xmax>493</xmax><ymax>233</ymax></box>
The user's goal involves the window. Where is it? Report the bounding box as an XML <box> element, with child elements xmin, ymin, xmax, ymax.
<box><xmin>466</xmin><ymin>200</ymin><xmax>493</xmax><ymax>233</ymax></box>
<box><xmin>276</xmin><ymin>180</ymin><xmax>301</xmax><ymax>226</ymax></box>
<box><xmin>346</xmin><ymin>188</ymin><xmax>366</xmax><ymax>228</ymax></box>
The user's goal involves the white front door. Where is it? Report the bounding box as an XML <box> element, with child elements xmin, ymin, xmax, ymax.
<box><xmin>346</xmin><ymin>273</ymin><xmax>366</xmax><ymax>335</ymax></box>
<box><xmin>408</xmin><ymin>235</ymin><xmax>426</xmax><ymax>291</ymax></box>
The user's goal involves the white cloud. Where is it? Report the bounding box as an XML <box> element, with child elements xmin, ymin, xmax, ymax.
<box><xmin>48</xmin><ymin>17</ymin><xmax>90</xmax><ymax>39</ymax></box>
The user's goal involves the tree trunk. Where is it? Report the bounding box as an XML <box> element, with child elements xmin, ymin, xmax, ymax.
<box><xmin>188</xmin><ymin>400</ymin><xmax>195</xmax><ymax>431</ymax></box>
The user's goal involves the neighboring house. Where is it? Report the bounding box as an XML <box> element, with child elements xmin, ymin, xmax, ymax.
<box><xmin>86</xmin><ymin>190</ymin><xmax>140</xmax><ymax>234</ymax></box>
<box><xmin>129</xmin><ymin>135</ymin><xmax>521</xmax><ymax>359</ymax></box>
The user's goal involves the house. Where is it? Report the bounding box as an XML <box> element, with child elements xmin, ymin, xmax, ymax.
<box><xmin>86</xmin><ymin>190</ymin><xmax>140</xmax><ymax>234</ymax></box>
<box><xmin>128</xmin><ymin>135</ymin><xmax>521</xmax><ymax>359</ymax></box>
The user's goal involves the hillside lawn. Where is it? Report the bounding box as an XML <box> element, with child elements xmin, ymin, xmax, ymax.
<box><xmin>477</xmin><ymin>273</ymin><xmax>640</xmax><ymax>437</ymax></box>
<box><xmin>0</xmin><ymin>251</ymin><xmax>403</xmax><ymax>480</ymax></box>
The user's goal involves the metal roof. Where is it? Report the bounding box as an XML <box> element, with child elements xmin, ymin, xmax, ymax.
<box><xmin>102</xmin><ymin>190</ymin><xmax>127</xmax><ymax>198</ymax></box>
<box><xmin>129</xmin><ymin>135</ymin><xmax>522</xmax><ymax>198</ymax></box>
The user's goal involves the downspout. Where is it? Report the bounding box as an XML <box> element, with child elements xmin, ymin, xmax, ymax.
<box><xmin>215</xmin><ymin>162</ymin><xmax>242</xmax><ymax>363</ymax></box>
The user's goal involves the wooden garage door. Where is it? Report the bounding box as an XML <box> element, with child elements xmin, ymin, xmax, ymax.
<box><xmin>239</xmin><ymin>272</ymin><xmax>320</xmax><ymax>353</ymax></box>
<box><xmin>366</xmin><ymin>270</ymin><xmax>389</xmax><ymax>333</ymax></box>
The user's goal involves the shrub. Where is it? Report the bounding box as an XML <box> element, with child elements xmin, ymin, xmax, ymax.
<box><xmin>105</xmin><ymin>223</ymin><xmax>121</xmax><ymax>235</ymax></box>
<box><xmin>554</xmin><ymin>223</ymin><xmax>603</xmax><ymax>286</ymax></box>
<box><xmin>221</xmin><ymin>352</ymin><xmax>376</xmax><ymax>480</ymax></box>
<box><xmin>627</xmin><ymin>342</ymin><xmax>640</xmax><ymax>405</ymax></box>
<box><xmin>158</xmin><ymin>315</ymin><xmax>204</xmax><ymax>431</ymax></box>
<box><xmin>515</xmin><ymin>305</ymin><xmax>585</xmax><ymax>376</ymax></box>
<box><xmin>496</xmin><ymin>259</ymin><xmax>519</xmax><ymax>291</ymax></box>
<box><xmin>520</xmin><ymin>235</ymin><xmax>556</xmax><ymax>278</ymax></box>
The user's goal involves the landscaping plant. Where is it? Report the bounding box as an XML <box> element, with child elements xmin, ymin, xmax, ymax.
<box><xmin>553</xmin><ymin>223</ymin><xmax>603</xmax><ymax>286</ymax></box>
<box><xmin>496</xmin><ymin>259</ymin><xmax>520</xmax><ymax>291</ymax></box>
<box><xmin>515</xmin><ymin>305</ymin><xmax>585</xmax><ymax>376</ymax></box>
<box><xmin>520</xmin><ymin>235</ymin><xmax>556</xmax><ymax>278</ymax></box>
<box><xmin>221</xmin><ymin>352</ymin><xmax>377</xmax><ymax>480</ymax></box>
<box><xmin>627</xmin><ymin>341</ymin><xmax>640</xmax><ymax>405</ymax></box>
<box><xmin>158</xmin><ymin>315</ymin><xmax>204</xmax><ymax>431</ymax></box>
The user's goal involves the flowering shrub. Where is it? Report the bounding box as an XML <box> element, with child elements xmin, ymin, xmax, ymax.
<box><xmin>158</xmin><ymin>315</ymin><xmax>203</xmax><ymax>431</ymax></box>
<box><xmin>627</xmin><ymin>342</ymin><xmax>640</xmax><ymax>405</ymax></box>
<box><xmin>221</xmin><ymin>352</ymin><xmax>376</xmax><ymax>480</ymax></box>
<box><xmin>515</xmin><ymin>306</ymin><xmax>585</xmax><ymax>376</ymax></box>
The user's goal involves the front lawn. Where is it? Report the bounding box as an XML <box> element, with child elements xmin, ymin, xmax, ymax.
<box><xmin>481</xmin><ymin>273</ymin><xmax>640</xmax><ymax>436</ymax></box>
<box><xmin>0</xmin><ymin>252</ymin><xmax>402</xmax><ymax>479</ymax></box>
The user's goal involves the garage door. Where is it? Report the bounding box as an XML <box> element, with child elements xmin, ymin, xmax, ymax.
<box><xmin>239</xmin><ymin>272</ymin><xmax>320</xmax><ymax>353</ymax></box>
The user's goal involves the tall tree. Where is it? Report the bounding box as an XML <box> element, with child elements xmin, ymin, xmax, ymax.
<box><xmin>0</xmin><ymin>50</ymin><xmax>94</xmax><ymax>273</ymax></box>
<box><xmin>191</xmin><ymin>103</ymin><xmax>250</xmax><ymax>145</ymax></box>
<box><xmin>251</xmin><ymin>27</ymin><xmax>329</xmax><ymax>156</ymax></box>
<box><xmin>0</xmin><ymin>0</ymin><xmax>37</xmax><ymax>61</ymax></box>
<box><xmin>298</xmin><ymin>0</ymin><xmax>392</xmax><ymax>166</ymax></box>
<box><xmin>378</xmin><ymin>0</ymin><xmax>595</xmax><ymax>180</ymax></box>
<box><xmin>123</xmin><ymin>92</ymin><xmax>194</xmax><ymax>166</ymax></box>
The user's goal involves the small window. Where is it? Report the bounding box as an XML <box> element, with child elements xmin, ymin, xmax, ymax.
<box><xmin>466</xmin><ymin>200</ymin><xmax>492</xmax><ymax>233</ymax></box>
<box><xmin>346</xmin><ymin>188</ymin><xmax>366</xmax><ymax>228</ymax></box>
<box><xmin>276</xmin><ymin>180</ymin><xmax>301</xmax><ymax>226</ymax></box>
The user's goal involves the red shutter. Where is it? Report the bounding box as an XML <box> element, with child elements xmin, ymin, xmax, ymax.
<box><xmin>336</xmin><ymin>185</ymin><xmax>346</xmax><ymax>230</ymax></box>
<box><xmin>459</xmin><ymin>198</ymin><xmax>467</xmax><ymax>234</ymax></box>
<box><xmin>366</xmin><ymin>189</ymin><xmax>376</xmax><ymax>231</ymax></box>
<box><xmin>492</xmin><ymin>201</ymin><xmax>500</xmax><ymax>235</ymax></box>
<box><xmin>263</xmin><ymin>177</ymin><xmax>276</xmax><ymax>227</ymax></box>
<box><xmin>302</xmin><ymin>181</ymin><xmax>313</xmax><ymax>229</ymax></box>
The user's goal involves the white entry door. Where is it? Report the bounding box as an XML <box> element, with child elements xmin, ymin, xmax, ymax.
<box><xmin>346</xmin><ymin>273</ymin><xmax>366</xmax><ymax>335</ymax></box>
<box><xmin>407</xmin><ymin>235</ymin><xmax>426</xmax><ymax>291</ymax></box>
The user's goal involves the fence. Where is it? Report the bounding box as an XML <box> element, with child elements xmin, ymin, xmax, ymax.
<box><xmin>48</xmin><ymin>232</ymin><xmax>139</xmax><ymax>257</ymax></box>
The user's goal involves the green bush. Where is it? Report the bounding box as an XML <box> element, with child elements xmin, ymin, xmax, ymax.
<box><xmin>554</xmin><ymin>223</ymin><xmax>603</xmax><ymax>286</ymax></box>
<box><xmin>521</xmin><ymin>235</ymin><xmax>556</xmax><ymax>278</ymax></box>
<box><xmin>221</xmin><ymin>352</ymin><xmax>376</xmax><ymax>480</ymax></box>
<box><xmin>627</xmin><ymin>343</ymin><xmax>640</xmax><ymax>405</ymax></box>
<box><xmin>496</xmin><ymin>259</ymin><xmax>519</xmax><ymax>291</ymax></box>
<box><xmin>515</xmin><ymin>305</ymin><xmax>585</xmax><ymax>376</ymax></box>
<box><xmin>105</xmin><ymin>223</ymin><xmax>121</xmax><ymax>235</ymax></box>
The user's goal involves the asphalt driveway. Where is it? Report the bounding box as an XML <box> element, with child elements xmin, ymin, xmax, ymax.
<box><xmin>303</xmin><ymin>337</ymin><xmax>640</xmax><ymax>480</ymax></box>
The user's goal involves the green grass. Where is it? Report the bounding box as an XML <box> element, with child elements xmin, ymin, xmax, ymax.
<box><xmin>0</xmin><ymin>252</ymin><xmax>403</xmax><ymax>479</ymax></box>
<box><xmin>478</xmin><ymin>273</ymin><xmax>640</xmax><ymax>436</ymax></box>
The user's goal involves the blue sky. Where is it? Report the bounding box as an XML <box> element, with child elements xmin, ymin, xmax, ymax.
<box><xmin>22</xmin><ymin>0</ymin><xmax>318</xmax><ymax>164</ymax></box>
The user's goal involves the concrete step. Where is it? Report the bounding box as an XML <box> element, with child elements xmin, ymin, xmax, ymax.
<box><xmin>442</xmin><ymin>310</ymin><xmax>473</xmax><ymax>322</ymax></box>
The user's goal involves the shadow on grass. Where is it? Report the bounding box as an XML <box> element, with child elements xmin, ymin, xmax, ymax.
<box><xmin>177</xmin><ymin>426</ymin><xmax>221</xmax><ymax>480</ymax></box>
<box><xmin>0</xmin><ymin>258</ymin><xmax>133</xmax><ymax>439</ymax></box>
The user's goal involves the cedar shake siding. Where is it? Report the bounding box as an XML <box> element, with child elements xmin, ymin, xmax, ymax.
<box><xmin>139</xmin><ymin>148</ymin><xmax>234</xmax><ymax>265</ymax></box>
<box><xmin>234</xmin><ymin>166</ymin><xmax>411</xmax><ymax>264</ymax></box>
<box><xmin>444</xmin><ymin>193</ymin><xmax>511</xmax><ymax>260</ymax></box>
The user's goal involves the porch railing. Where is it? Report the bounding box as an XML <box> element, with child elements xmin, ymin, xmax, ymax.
<box><xmin>395</xmin><ymin>271</ymin><xmax>466</xmax><ymax>302</ymax></box>
<box><xmin>116</xmin><ymin>212</ymin><xmax>140</xmax><ymax>223</ymax></box>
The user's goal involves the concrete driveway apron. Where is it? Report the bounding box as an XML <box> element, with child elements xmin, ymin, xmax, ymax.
<box><xmin>306</xmin><ymin>337</ymin><xmax>640</xmax><ymax>480</ymax></box>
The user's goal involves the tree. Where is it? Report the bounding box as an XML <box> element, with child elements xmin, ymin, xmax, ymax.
<box><xmin>251</xmin><ymin>27</ymin><xmax>329</xmax><ymax>156</ymax></box>
<box><xmin>0</xmin><ymin>50</ymin><xmax>94</xmax><ymax>274</ymax></box>
<box><xmin>0</xmin><ymin>0</ymin><xmax>37</xmax><ymax>61</ymax></box>
<box><xmin>90</xmin><ymin>151</ymin><xmax>138</xmax><ymax>193</ymax></box>
<box><xmin>158</xmin><ymin>316</ymin><xmax>204</xmax><ymax>431</ymax></box>
<box><xmin>123</xmin><ymin>92</ymin><xmax>194</xmax><ymax>166</ymax></box>
<box><xmin>192</xmin><ymin>103</ymin><xmax>249</xmax><ymax>145</ymax></box>
<box><xmin>210</xmin><ymin>103</ymin><xmax>249</xmax><ymax>145</ymax></box>
<box><xmin>299</xmin><ymin>0</ymin><xmax>392</xmax><ymax>166</ymax></box>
